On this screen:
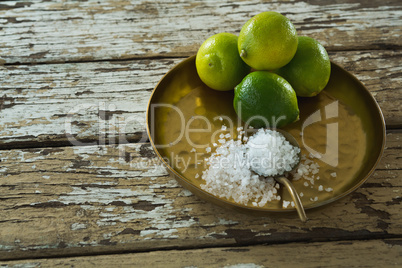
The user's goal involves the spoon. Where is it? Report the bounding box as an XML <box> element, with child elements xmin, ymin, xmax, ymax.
<box><xmin>249</xmin><ymin>129</ymin><xmax>308</xmax><ymax>222</ymax></box>
<box><xmin>273</xmin><ymin>130</ymin><xmax>307</xmax><ymax>222</ymax></box>
<box><xmin>275</xmin><ymin>175</ymin><xmax>307</xmax><ymax>222</ymax></box>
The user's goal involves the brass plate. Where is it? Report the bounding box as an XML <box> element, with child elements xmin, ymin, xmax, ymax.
<box><xmin>146</xmin><ymin>55</ymin><xmax>385</xmax><ymax>214</ymax></box>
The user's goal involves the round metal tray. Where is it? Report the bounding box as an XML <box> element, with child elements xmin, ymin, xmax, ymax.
<box><xmin>146</xmin><ymin>55</ymin><xmax>385</xmax><ymax>215</ymax></box>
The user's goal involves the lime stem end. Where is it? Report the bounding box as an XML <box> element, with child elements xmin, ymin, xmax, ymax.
<box><xmin>240</xmin><ymin>49</ymin><xmax>247</xmax><ymax>58</ymax></box>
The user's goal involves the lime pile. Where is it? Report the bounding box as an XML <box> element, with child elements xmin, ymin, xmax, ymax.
<box><xmin>195</xmin><ymin>11</ymin><xmax>331</xmax><ymax>128</ymax></box>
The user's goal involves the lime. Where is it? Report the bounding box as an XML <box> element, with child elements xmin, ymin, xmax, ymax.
<box><xmin>233</xmin><ymin>71</ymin><xmax>299</xmax><ymax>128</ymax></box>
<box><xmin>276</xmin><ymin>36</ymin><xmax>331</xmax><ymax>97</ymax></box>
<box><xmin>196</xmin><ymin>33</ymin><xmax>251</xmax><ymax>91</ymax></box>
<box><xmin>238</xmin><ymin>11</ymin><xmax>298</xmax><ymax>71</ymax></box>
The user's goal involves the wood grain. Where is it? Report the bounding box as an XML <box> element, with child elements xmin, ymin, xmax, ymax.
<box><xmin>0</xmin><ymin>50</ymin><xmax>400</xmax><ymax>149</ymax></box>
<box><xmin>0</xmin><ymin>0</ymin><xmax>400</xmax><ymax>64</ymax></box>
<box><xmin>0</xmin><ymin>130</ymin><xmax>400</xmax><ymax>260</ymax></box>
<box><xmin>0</xmin><ymin>0</ymin><xmax>401</xmax><ymax>264</ymax></box>
<box><xmin>0</xmin><ymin>58</ymin><xmax>176</xmax><ymax>148</ymax></box>
<box><xmin>1</xmin><ymin>239</ymin><xmax>401</xmax><ymax>267</ymax></box>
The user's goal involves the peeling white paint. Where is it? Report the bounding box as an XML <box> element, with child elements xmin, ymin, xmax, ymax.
<box><xmin>102</xmin><ymin>233</ymin><xmax>114</xmax><ymax>239</ymax></box>
<box><xmin>140</xmin><ymin>228</ymin><xmax>179</xmax><ymax>240</ymax></box>
<box><xmin>0</xmin><ymin>244</ymin><xmax>15</xmax><ymax>250</ymax></box>
<box><xmin>255</xmin><ymin>232</ymin><xmax>272</xmax><ymax>237</ymax></box>
<box><xmin>203</xmin><ymin>231</ymin><xmax>227</xmax><ymax>239</ymax></box>
<box><xmin>91</xmin><ymin>181</ymin><xmax>118</xmax><ymax>186</ymax></box>
<box><xmin>71</xmin><ymin>223</ymin><xmax>87</xmax><ymax>231</ymax></box>
<box><xmin>72</xmin><ymin>145</ymin><xmax>108</xmax><ymax>158</ymax></box>
<box><xmin>57</xmin><ymin>187</ymin><xmax>136</xmax><ymax>205</ymax></box>
<box><xmin>178</xmin><ymin>189</ymin><xmax>193</xmax><ymax>197</ymax></box>
<box><xmin>0</xmin><ymin>167</ymin><xmax>8</xmax><ymax>173</ymax></box>
<box><xmin>0</xmin><ymin>263</ymin><xmax>41</xmax><ymax>268</ymax></box>
<box><xmin>95</xmin><ymin>220</ymin><xmax>117</xmax><ymax>227</ymax></box>
<box><xmin>217</xmin><ymin>218</ymin><xmax>238</xmax><ymax>225</ymax></box>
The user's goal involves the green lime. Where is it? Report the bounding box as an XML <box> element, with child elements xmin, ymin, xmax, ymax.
<box><xmin>196</xmin><ymin>33</ymin><xmax>251</xmax><ymax>91</ymax></box>
<box><xmin>276</xmin><ymin>36</ymin><xmax>331</xmax><ymax>97</ymax></box>
<box><xmin>238</xmin><ymin>11</ymin><xmax>298</xmax><ymax>71</ymax></box>
<box><xmin>233</xmin><ymin>71</ymin><xmax>299</xmax><ymax>128</ymax></box>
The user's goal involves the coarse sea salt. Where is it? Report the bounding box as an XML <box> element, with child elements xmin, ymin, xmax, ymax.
<box><xmin>247</xmin><ymin>129</ymin><xmax>300</xmax><ymax>177</ymax></box>
<box><xmin>283</xmin><ymin>200</ymin><xmax>291</xmax><ymax>208</ymax></box>
<box><xmin>199</xmin><ymin>127</ymin><xmax>333</xmax><ymax>207</ymax></box>
<box><xmin>318</xmin><ymin>185</ymin><xmax>323</xmax><ymax>191</ymax></box>
<box><xmin>200</xmin><ymin>128</ymin><xmax>300</xmax><ymax>207</ymax></box>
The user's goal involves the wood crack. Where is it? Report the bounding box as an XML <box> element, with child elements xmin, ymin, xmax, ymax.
<box><xmin>1</xmin><ymin>236</ymin><xmax>402</xmax><ymax>262</ymax></box>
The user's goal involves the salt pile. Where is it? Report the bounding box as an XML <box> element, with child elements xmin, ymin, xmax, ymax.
<box><xmin>247</xmin><ymin>129</ymin><xmax>300</xmax><ymax>177</ymax></box>
<box><xmin>200</xmin><ymin>126</ymin><xmax>332</xmax><ymax>208</ymax></box>
<box><xmin>200</xmin><ymin>128</ymin><xmax>300</xmax><ymax>207</ymax></box>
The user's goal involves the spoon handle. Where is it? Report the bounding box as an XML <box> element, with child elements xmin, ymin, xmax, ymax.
<box><xmin>276</xmin><ymin>176</ymin><xmax>308</xmax><ymax>222</ymax></box>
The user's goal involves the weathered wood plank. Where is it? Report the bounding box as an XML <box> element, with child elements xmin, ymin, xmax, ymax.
<box><xmin>0</xmin><ymin>0</ymin><xmax>400</xmax><ymax>64</ymax></box>
<box><xmin>0</xmin><ymin>130</ymin><xmax>400</xmax><ymax>260</ymax></box>
<box><xmin>0</xmin><ymin>50</ymin><xmax>400</xmax><ymax>149</ymax></box>
<box><xmin>0</xmin><ymin>57</ymin><xmax>180</xmax><ymax>148</ymax></box>
<box><xmin>1</xmin><ymin>239</ymin><xmax>401</xmax><ymax>267</ymax></box>
<box><xmin>328</xmin><ymin>50</ymin><xmax>402</xmax><ymax>128</ymax></box>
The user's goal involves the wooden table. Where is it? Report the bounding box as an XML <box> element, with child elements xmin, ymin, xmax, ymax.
<box><xmin>0</xmin><ymin>1</ymin><xmax>401</xmax><ymax>267</ymax></box>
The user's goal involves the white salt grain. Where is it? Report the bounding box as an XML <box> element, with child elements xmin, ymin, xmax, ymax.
<box><xmin>190</xmin><ymin>148</ymin><xmax>196</xmax><ymax>153</ymax></box>
<box><xmin>206</xmin><ymin>147</ymin><xmax>211</xmax><ymax>153</ymax></box>
<box><xmin>221</xmin><ymin>125</ymin><xmax>227</xmax><ymax>131</ymax></box>
<box><xmin>318</xmin><ymin>185</ymin><xmax>323</xmax><ymax>191</ymax></box>
<box><xmin>330</xmin><ymin>172</ymin><xmax>337</xmax><ymax>178</ymax></box>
